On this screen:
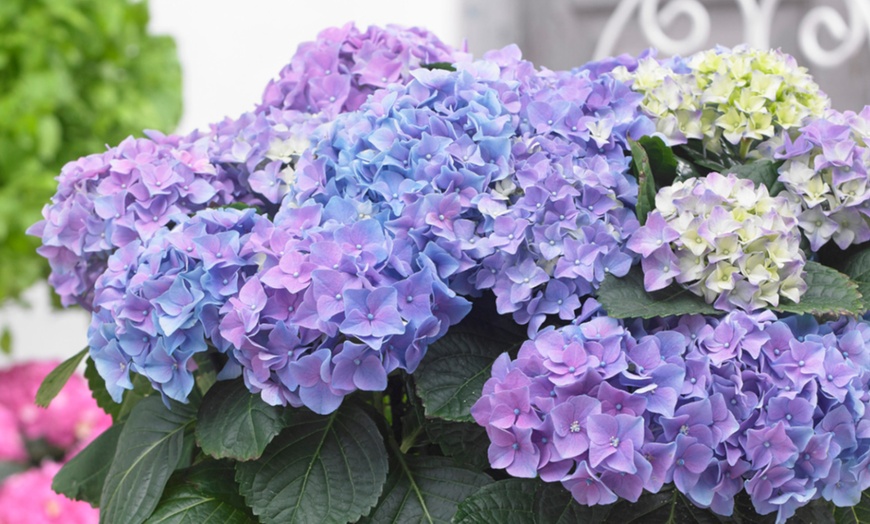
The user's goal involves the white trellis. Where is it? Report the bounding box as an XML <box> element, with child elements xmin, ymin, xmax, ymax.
<box><xmin>593</xmin><ymin>0</ymin><xmax>870</xmax><ymax>68</ymax></box>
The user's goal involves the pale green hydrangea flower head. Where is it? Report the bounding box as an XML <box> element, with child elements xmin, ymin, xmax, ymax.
<box><xmin>614</xmin><ymin>46</ymin><xmax>830</xmax><ymax>153</ymax></box>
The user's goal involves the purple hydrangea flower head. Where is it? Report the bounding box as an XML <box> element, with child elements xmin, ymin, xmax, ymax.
<box><xmin>87</xmin><ymin>208</ymin><xmax>264</xmax><ymax>404</ymax></box>
<box><xmin>259</xmin><ymin>23</ymin><xmax>463</xmax><ymax>118</ymax></box>
<box><xmin>29</xmin><ymin>135</ymin><xmax>238</xmax><ymax>308</ymax></box>
<box><xmin>475</xmin><ymin>310</ymin><xmax>870</xmax><ymax>518</ymax></box>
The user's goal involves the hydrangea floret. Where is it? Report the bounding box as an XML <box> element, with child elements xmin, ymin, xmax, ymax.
<box><xmin>627</xmin><ymin>171</ymin><xmax>806</xmax><ymax>311</ymax></box>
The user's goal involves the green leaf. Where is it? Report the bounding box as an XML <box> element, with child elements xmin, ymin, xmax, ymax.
<box><xmin>192</xmin><ymin>353</ymin><xmax>217</xmax><ymax>396</ymax></box>
<box><xmin>676</xmin><ymin>140</ymin><xmax>732</xmax><ymax>173</ymax></box>
<box><xmin>415</xmin><ymin>330</ymin><xmax>516</xmax><ymax>422</ymax></box>
<box><xmin>100</xmin><ymin>396</ymin><xmax>196</xmax><ymax>524</ymax></box>
<box><xmin>454</xmin><ymin>478</ymin><xmax>614</xmax><ymax>524</ymax></box>
<box><xmin>0</xmin><ymin>327</ymin><xmax>10</xmax><ymax>355</ymax></box>
<box><xmin>423</xmin><ymin>420</ymin><xmax>491</xmax><ymax>471</ymax></box>
<box><xmin>730</xmin><ymin>491</ymin><xmax>776</xmax><ymax>524</ymax></box>
<box><xmin>144</xmin><ymin>461</ymin><xmax>255</xmax><ymax>524</ymax></box>
<box><xmin>421</xmin><ymin>62</ymin><xmax>456</xmax><ymax>71</ymax></box>
<box><xmin>85</xmin><ymin>356</ymin><xmax>121</xmax><ymax>420</ymax></box>
<box><xmin>235</xmin><ymin>403</ymin><xmax>388</xmax><ymax>524</ymax></box>
<box><xmin>196</xmin><ymin>378</ymin><xmax>284</xmax><ymax>461</ymax></box>
<box><xmin>774</xmin><ymin>261</ymin><xmax>865</xmax><ymax>317</ymax></box>
<box><xmin>637</xmin><ymin>135</ymin><xmax>677</xmax><ymax>188</ymax></box>
<box><xmin>52</xmin><ymin>422</ymin><xmax>124</xmax><ymax>506</ymax></box>
<box><xmin>453</xmin><ymin>478</ymin><xmax>538</xmax><ymax>524</ymax></box>
<box><xmin>840</xmin><ymin>247</ymin><xmax>870</xmax><ymax>313</ymax></box>
<box><xmin>789</xmin><ymin>498</ymin><xmax>835</xmax><ymax>524</ymax></box>
<box><xmin>725</xmin><ymin>159</ymin><xmax>785</xmax><ymax>196</ymax></box>
<box><xmin>628</xmin><ymin>137</ymin><xmax>658</xmax><ymax>226</ymax></box>
<box><xmin>605</xmin><ymin>488</ymin><xmax>717</xmax><ymax>524</ymax></box>
<box><xmin>35</xmin><ymin>347</ymin><xmax>87</xmax><ymax>407</ymax></box>
<box><xmin>597</xmin><ymin>266</ymin><xmax>717</xmax><ymax>319</ymax></box>
<box><xmin>533</xmin><ymin>482</ymin><xmax>611</xmax><ymax>523</ymax></box>
<box><xmin>675</xmin><ymin>157</ymin><xmax>704</xmax><ymax>180</ymax></box>
<box><xmin>361</xmin><ymin>455</ymin><xmax>491</xmax><ymax>524</ymax></box>
<box><xmin>117</xmin><ymin>373</ymin><xmax>157</xmax><ymax>422</ymax></box>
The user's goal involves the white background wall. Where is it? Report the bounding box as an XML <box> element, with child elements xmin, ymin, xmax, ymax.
<box><xmin>150</xmin><ymin>0</ymin><xmax>462</xmax><ymax>134</ymax></box>
<box><xmin>0</xmin><ymin>0</ymin><xmax>461</xmax><ymax>364</ymax></box>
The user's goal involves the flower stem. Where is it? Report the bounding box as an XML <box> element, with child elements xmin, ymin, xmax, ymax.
<box><xmin>739</xmin><ymin>138</ymin><xmax>753</xmax><ymax>160</ymax></box>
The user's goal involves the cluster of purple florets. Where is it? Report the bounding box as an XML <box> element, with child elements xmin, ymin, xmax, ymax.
<box><xmin>259</xmin><ymin>23</ymin><xmax>462</xmax><ymax>119</ymax></box>
<box><xmin>472</xmin><ymin>311</ymin><xmax>870</xmax><ymax>522</ymax></box>
<box><xmin>777</xmin><ymin>107</ymin><xmax>870</xmax><ymax>251</ymax></box>
<box><xmin>28</xmin><ymin>134</ymin><xmax>239</xmax><ymax>308</ymax></box>
<box><xmin>293</xmin><ymin>47</ymin><xmax>653</xmax><ymax>335</ymax></box>
<box><xmin>224</xmin><ymin>202</ymin><xmax>469</xmax><ymax>413</ymax></box>
<box><xmin>30</xmin><ymin>23</ymin><xmax>470</xmax><ymax>413</ymax></box>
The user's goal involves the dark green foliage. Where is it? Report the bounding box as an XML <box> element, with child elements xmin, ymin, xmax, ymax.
<box><xmin>195</xmin><ymin>379</ymin><xmax>284</xmax><ymax>461</ymax></box>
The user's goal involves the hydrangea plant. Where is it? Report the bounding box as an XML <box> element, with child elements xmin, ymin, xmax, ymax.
<box><xmin>31</xmin><ymin>23</ymin><xmax>870</xmax><ymax>524</ymax></box>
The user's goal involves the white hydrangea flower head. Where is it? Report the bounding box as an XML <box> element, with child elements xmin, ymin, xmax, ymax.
<box><xmin>627</xmin><ymin>172</ymin><xmax>806</xmax><ymax>312</ymax></box>
<box><xmin>777</xmin><ymin>107</ymin><xmax>870</xmax><ymax>251</ymax></box>
<box><xmin>615</xmin><ymin>46</ymin><xmax>830</xmax><ymax>152</ymax></box>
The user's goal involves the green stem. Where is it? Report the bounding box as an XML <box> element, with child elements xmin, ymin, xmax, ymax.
<box><xmin>372</xmin><ymin>391</ymin><xmax>385</xmax><ymax>418</ymax></box>
<box><xmin>386</xmin><ymin>432</ymin><xmax>435</xmax><ymax>524</ymax></box>
<box><xmin>739</xmin><ymin>138</ymin><xmax>753</xmax><ymax>160</ymax></box>
<box><xmin>400</xmin><ymin>424</ymin><xmax>423</xmax><ymax>454</ymax></box>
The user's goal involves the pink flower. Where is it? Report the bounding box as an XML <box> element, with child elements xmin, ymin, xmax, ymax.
<box><xmin>0</xmin><ymin>361</ymin><xmax>112</xmax><ymax>453</ymax></box>
<box><xmin>0</xmin><ymin>405</ymin><xmax>26</xmax><ymax>462</ymax></box>
<box><xmin>0</xmin><ymin>462</ymin><xmax>98</xmax><ymax>524</ymax></box>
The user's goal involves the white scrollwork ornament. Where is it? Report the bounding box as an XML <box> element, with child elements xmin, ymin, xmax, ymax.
<box><xmin>593</xmin><ymin>0</ymin><xmax>870</xmax><ymax>68</ymax></box>
<box><xmin>799</xmin><ymin>0</ymin><xmax>870</xmax><ymax>68</ymax></box>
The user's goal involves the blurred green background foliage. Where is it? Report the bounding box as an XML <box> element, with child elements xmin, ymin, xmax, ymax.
<box><xmin>0</xmin><ymin>0</ymin><xmax>181</xmax><ymax>303</ymax></box>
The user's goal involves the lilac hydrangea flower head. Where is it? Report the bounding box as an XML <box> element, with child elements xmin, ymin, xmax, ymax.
<box><xmin>474</xmin><ymin>309</ymin><xmax>870</xmax><ymax>519</ymax></box>
<box><xmin>627</xmin><ymin>172</ymin><xmax>806</xmax><ymax>311</ymax></box>
<box><xmin>259</xmin><ymin>23</ymin><xmax>463</xmax><ymax>118</ymax></box>
<box><xmin>207</xmin><ymin>198</ymin><xmax>472</xmax><ymax>414</ymax></box>
<box><xmin>28</xmin><ymin>134</ymin><xmax>237</xmax><ymax>308</ymax></box>
<box><xmin>776</xmin><ymin>107</ymin><xmax>870</xmax><ymax>251</ymax></box>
